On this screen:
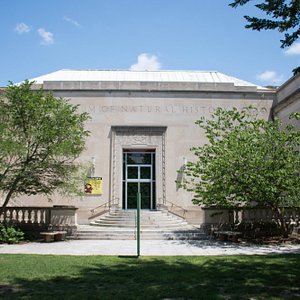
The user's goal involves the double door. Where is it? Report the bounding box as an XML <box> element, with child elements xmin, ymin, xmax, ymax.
<box><xmin>123</xmin><ymin>151</ymin><xmax>156</xmax><ymax>209</ymax></box>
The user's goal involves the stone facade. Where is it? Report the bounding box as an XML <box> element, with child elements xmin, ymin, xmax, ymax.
<box><xmin>273</xmin><ymin>72</ymin><xmax>300</xmax><ymax>130</ymax></box>
<box><xmin>5</xmin><ymin>70</ymin><xmax>294</xmax><ymax>225</ymax></box>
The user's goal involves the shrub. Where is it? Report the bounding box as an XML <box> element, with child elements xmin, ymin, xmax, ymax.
<box><xmin>236</xmin><ymin>221</ymin><xmax>282</xmax><ymax>238</ymax></box>
<box><xmin>0</xmin><ymin>224</ymin><xmax>24</xmax><ymax>244</ymax></box>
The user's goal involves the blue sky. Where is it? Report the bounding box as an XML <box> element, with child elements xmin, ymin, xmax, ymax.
<box><xmin>1</xmin><ymin>0</ymin><xmax>300</xmax><ymax>87</ymax></box>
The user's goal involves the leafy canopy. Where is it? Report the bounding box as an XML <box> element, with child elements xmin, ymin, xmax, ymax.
<box><xmin>180</xmin><ymin>107</ymin><xmax>300</xmax><ymax>210</ymax></box>
<box><xmin>230</xmin><ymin>0</ymin><xmax>300</xmax><ymax>48</ymax></box>
<box><xmin>0</xmin><ymin>81</ymin><xmax>90</xmax><ymax>207</ymax></box>
<box><xmin>230</xmin><ymin>0</ymin><xmax>300</xmax><ymax>75</ymax></box>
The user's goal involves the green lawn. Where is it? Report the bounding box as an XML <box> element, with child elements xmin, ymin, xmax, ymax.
<box><xmin>0</xmin><ymin>254</ymin><xmax>299</xmax><ymax>299</ymax></box>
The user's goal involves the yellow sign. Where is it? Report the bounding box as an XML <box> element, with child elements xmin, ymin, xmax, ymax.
<box><xmin>84</xmin><ymin>177</ymin><xmax>103</xmax><ymax>195</ymax></box>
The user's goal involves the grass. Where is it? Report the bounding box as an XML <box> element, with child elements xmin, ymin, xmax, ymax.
<box><xmin>0</xmin><ymin>254</ymin><xmax>299</xmax><ymax>299</ymax></box>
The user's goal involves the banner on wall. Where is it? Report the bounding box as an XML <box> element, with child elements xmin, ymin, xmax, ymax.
<box><xmin>84</xmin><ymin>177</ymin><xmax>103</xmax><ymax>195</ymax></box>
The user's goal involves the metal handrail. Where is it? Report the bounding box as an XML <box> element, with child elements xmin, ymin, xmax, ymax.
<box><xmin>89</xmin><ymin>201</ymin><xmax>111</xmax><ymax>219</ymax></box>
<box><xmin>159</xmin><ymin>200</ymin><xmax>188</xmax><ymax>219</ymax></box>
<box><xmin>90</xmin><ymin>201</ymin><xmax>110</xmax><ymax>214</ymax></box>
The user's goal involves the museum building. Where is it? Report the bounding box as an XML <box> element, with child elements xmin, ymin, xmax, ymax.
<box><xmin>6</xmin><ymin>69</ymin><xmax>299</xmax><ymax>226</ymax></box>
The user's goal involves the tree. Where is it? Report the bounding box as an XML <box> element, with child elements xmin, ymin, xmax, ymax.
<box><xmin>180</xmin><ymin>107</ymin><xmax>300</xmax><ymax>236</ymax></box>
<box><xmin>0</xmin><ymin>81</ymin><xmax>90</xmax><ymax>208</ymax></box>
<box><xmin>230</xmin><ymin>0</ymin><xmax>300</xmax><ymax>75</ymax></box>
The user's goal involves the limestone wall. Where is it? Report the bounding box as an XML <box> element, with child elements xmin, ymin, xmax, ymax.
<box><xmin>10</xmin><ymin>85</ymin><xmax>275</xmax><ymax>224</ymax></box>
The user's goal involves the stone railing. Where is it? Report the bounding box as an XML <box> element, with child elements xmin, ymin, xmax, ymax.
<box><xmin>0</xmin><ymin>206</ymin><xmax>78</xmax><ymax>235</ymax></box>
<box><xmin>0</xmin><ymin>207</ymin><xmax>51</xmax><ymax>225</ymax></box>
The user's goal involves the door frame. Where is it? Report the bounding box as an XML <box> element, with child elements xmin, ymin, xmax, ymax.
<box><xmin>123</xmin><ymin>150</ymin><xmax>156</xmax><ymax>210</ymax></box>
<box><xmin>111</xmin><ymin>126</ymin><xmax>166</xmax><ymax>209</ymax></box>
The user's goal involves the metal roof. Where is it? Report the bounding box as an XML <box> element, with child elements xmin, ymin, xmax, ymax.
<box><xmin>29</xmin><ymin>69</ymin><xmax>266</xmax><ymax>89</ymax></box>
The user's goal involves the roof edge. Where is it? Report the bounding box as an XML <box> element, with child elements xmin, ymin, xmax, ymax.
<box><xmin>40</xmin><ymin>80</ymin><xmax>270</xmax><ymax>93</ymax></box>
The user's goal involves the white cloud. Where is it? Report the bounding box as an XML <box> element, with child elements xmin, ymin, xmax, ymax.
<box><xmin>130</xmin><ymin>53</ymin><xmax>161</xmax><ymax>71</ymax></box>
<box><xmin>15</xmin><ymin>23</ymin><xmax>31</xmax><ymax>34</ymax></box>
<box><xmin>256</xmin><ymin>70</ymin><xmax>284</xmax><ymax>86</ymax></box>
<box><xmin>63</xmin><ymin>16</ymin><xmax>81</xmax><ymax>27</ymax></box>
<box><xmin>37</xmin><ymin>28</ymin><xmax>54</xmax><ymax>45</ymax></box>
<box><xmin>284</xmin><ymin>42</ymin><xmax>300</xmax><ymax>55</ymax></box>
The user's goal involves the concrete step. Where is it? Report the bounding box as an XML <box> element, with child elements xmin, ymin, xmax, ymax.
<box><xmin>101</xmin><ymin>213</ymin><xmax>184</xmax><ymax>219</ymax></box>
<box><xmin>72</xmin><ymin>209</ymin><xmax>205</xmax><ymax>240</ymax></box>
<box><xmin>91</xmin><ymin>218</ymin><xmax>187</xmax><ymax>224</ymax></box>
<box><xmin>101</xmin><ymin>213</ymin><xmax>177</xmax><ymax>218</ymax></box>
<box><xmin>93</xmin><ymin>210</ymin><xmax>185</xmax><ymax>221</ymax></box>
<box><xmin>70</xmin><ymin>235</ymin><xmax>207</xmax><ymax>241</ymax></box>
<box><xmin>89</xmin><ymin>223</ymin><xmax>188</xmax><ymax>228</ymax></box>
<box><xmin>96</xmin><ymin>219</ymin><xmax>186</xmax><ymax>225</ymax></box>
<box><xmin>93</xmin><ymin>215</ymin><xmax>180</xmax><ymax>220</ymax></box>
<box><xmin>107</xmin><ymin>210</ymin><xmax>173</xmax><ymax>217</ymax></box>
<box><xmin>71</xmin><ymin>229</ymin><xmax>207</xmax><ymax>240</ymax></box>
<box><xmin>76</xmin><ymin>227</ymin><xmax>198</xmax><ymax>233</ymax></box>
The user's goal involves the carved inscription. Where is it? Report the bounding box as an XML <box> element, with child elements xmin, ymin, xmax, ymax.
<box><xmin>81</xmin><ymin>105</ymin><xmax>269</xmax><ymax>116</ymax></box>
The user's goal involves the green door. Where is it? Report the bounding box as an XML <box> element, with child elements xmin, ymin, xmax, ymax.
<box><xmin>123</xmin><ymin>151</ymin><xmax>156</xmax><ymax>209</ymax></box>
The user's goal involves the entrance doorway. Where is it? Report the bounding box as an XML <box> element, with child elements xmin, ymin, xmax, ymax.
<box><xmin>122</xmin><ymin>149</ymin><xmax>156</xmax><ymax>209</ymax></box>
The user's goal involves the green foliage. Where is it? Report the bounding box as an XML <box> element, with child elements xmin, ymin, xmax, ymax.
<box><xmin>290</xmin><ymin>111</ymin><xmax>300</xmax><ymax>120</ymax></box>
<box><xmin>0</xmin><ymin>81</ymin><xmax>90</xmax><ymax>207</ymax></box>
<box><xmin>230</xmin><ymin>0</ymin><xmax>300</xmax><ymax>48</ymax></box>
<box><xmin>292</xmin><ymin>66</ymin><xmax>300</xmax><ymax>76</ymax></box>
<box><xmin>180</xmin><ymin>107</ymin><xmax>300</xmax><ymax>235</ymax></box>
<box><xmin>0</xmin><ymin>224</ymin><xmax>24</xmax><ymax>244</ymax></box>
<box><xmin>58</xmin><ymin>162</ymin><xmax>93</xmax><ymax>198</ymax></box>
<box><xmin>230</xmin><ymin>0</ymin><xmax>300</xmax><ymax>74</ymax></box>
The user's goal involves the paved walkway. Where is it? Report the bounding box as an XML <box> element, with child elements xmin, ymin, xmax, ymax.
<box><xmin>0</xmin><ymin>239</ymin><xmax>300</xmax><ymax>256</ymax></box>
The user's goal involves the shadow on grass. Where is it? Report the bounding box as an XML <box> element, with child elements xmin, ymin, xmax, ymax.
<box><xmin>173</xmin><ymin>238</ymin><xmax>300</xmax><ymax>255</ymax></box>
<box><xmin>1</xmin><ymin>255</ymin><xmax>300</xmax><ymax>299</ymax></box>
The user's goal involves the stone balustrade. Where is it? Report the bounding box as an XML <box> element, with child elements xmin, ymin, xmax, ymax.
<box><xmin>0</xmin><ymin>206</ymin><xmax>78</xmax><ymax>236</ymax></box>
<box><xmin>0</xmin><ymin>207</ymin><xmax>50</xmax><ymax>225</ymax></box>
<box><xmin>202</xmin><ymin>207</ymin><xmax>300</xmax><ymax>227</ymax></box>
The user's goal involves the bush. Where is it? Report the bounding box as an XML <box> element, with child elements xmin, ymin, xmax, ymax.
<box><xmin>236</xmin><ymin>221</ymin><xmax>282</xmax><ymax>238</ymax></box>
<box><xmin>0</xmin><ymin>224</ymin><xmax>24</xmax><ymax>244</ymax></box>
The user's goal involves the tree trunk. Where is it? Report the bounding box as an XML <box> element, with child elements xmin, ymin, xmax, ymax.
<box><xmin>1</xmin><ymin>175</ymin><xmax>21</xmax><ymax>209</ymax></box>
<box><xmin>274</xmin><ymin>207</ymin><xmax>289</xmax><ymax>238</ymax></box>
<box><xmin>2</xmin><ymin>189</ymin><xmax>15</xmax><ymax>209</ymax></box>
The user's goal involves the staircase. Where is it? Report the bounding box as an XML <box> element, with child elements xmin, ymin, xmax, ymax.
<box><xmin>72</xmin><ymin>209</ymin><xmax>207</xmax><ymax>240</ymax></box>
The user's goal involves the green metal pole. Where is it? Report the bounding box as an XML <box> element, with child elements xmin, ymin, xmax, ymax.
<box><xmin>137</xmin><ymin>192</ymin><xmax>141</xmax><ymax>257</ymax></box>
